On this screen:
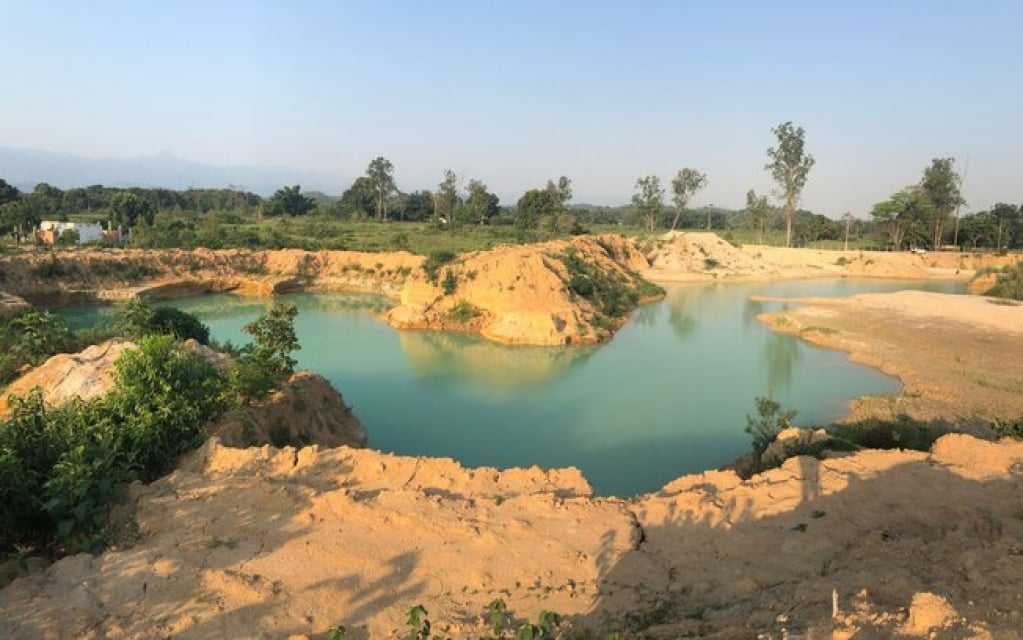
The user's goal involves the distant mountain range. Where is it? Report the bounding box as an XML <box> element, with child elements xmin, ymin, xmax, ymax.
<box><xmin>0</xmin><ymin>147</ymin><xmax>346</xmax><ymax>196</ymax></box>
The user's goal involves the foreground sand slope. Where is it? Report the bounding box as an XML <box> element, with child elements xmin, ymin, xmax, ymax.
<box><xmin>2</xmin><ymin>435</ymin><xmax>1022</xmax><ymax>638</ymax></box>
<box><xmin>759</xmin><ymin>290</ymin><xmax>1023</xmax><ymax>425</ymax></box>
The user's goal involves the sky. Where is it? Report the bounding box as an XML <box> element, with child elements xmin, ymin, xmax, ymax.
<box><xmin>1</xmin><ymin>0</ymin><xmax>1021</xmax><ymax>216</ymax></box>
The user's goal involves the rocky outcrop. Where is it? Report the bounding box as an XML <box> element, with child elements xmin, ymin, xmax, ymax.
<box><xmin>0</xmin><ymin>339</ymin><xmax>135</xmax><ymax>417</ymax></box>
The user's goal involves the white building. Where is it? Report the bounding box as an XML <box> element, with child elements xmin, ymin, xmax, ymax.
<box><xmin>38</xmin><ymin>221</ymin><xmax>109</xmax><ymax>245</ymax></box>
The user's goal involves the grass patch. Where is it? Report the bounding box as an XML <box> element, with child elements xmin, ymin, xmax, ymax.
<box><xmin>985</xmin><ymin>263</ymin><xmax>1023</xmax><ymax>301</ymax></box>
<box><xmin>800</xmin><ymin>325</ymin><xmax>837</xmax><ymax>335</ymax></box>
<box><xmin>830</xmin><ymin>415</ymin><xmax>949</xmax><ymax>452</ymax></box>
<box><xmin>422</xmin><ymin>249</ymin><xmax>457</xmax><ymax>284</ymax></box>
<box><xmin>445</xmin><ymin>301</ymin><xmax>482</xmax><ymax>324</ymax></box>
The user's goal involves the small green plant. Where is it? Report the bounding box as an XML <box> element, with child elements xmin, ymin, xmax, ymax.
<box><xmin>993</xmin><ymin>416</ymin><xmax>1023</xmax><ymax>440</ymax></box>
<box><xmin>442</xmin><ymin>269</ymin><xmax>458</xmax><ymax>295</ymax></box>
<box><xmin>703</xmin><ymin>257</ymin><xmax>719</xmax><ymax>270</ymax></box>
<box><xmin>325</xmin><ymin>625</ymin><xmax>349</xmax><ymax>640</ymax></box>
<box><xmin>745</xmin><ymin>395</ymin><xmax>796</xmax><ymax>456</ymax></box>
<box><xmin>488</xmin><ymin>598</ymin><xmax>509</xmax><ymax>634</ymax></box>
<box><xmin>423</xmin><ymin>249</ymin><xmax>458</xmax><ymax>284</ymax></box>
<box><xmin>407</xmin><ymin>604</ymin><xmax>431</xmax><ymax>639</ymax></box>
<box><xmin>445</xmin><ymin>301</ymin><xmax>482</xmax><ymax>324</ymax></box>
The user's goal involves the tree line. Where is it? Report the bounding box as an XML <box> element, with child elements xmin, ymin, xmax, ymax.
<box><xmin>1</xmin><ymin>121</ymin><xmax>1020</xmax><ymax>251</ymax></box>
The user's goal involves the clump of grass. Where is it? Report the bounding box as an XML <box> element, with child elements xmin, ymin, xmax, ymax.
<box><xmin>830</xmin><ymin>415</ymin><xmax>949</xmax><ymax>451</ymax></box>
<box><xmin>703</xmin><ymin>257</ymin><xmax>719</xmax><ymax>270</ymax></box>
<box><xmin>985</xmin><ymin>263</ymin><xmax>1023</xmax><ymax>301</ymax></box>
<box><xmin>445</xmin><ymin>301</ymin><xmax>482</xmax><ymax>324</ymax></box>
<box><xmin>423</xmin><ymin>249</ymin><xmax>457</xmax><ymax>284</ymax></box>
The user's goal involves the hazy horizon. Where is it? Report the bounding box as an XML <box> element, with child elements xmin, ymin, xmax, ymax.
<box><xmin>2</xmin><ymin>0</ymin><xmax>1020</xmax><ymax>217</ymax></box>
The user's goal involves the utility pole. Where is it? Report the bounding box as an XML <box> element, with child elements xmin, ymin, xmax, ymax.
<box><xmin>705</xmin><ymin>204</ymin><xmax>714</xmax><ymax>230</ymax></box>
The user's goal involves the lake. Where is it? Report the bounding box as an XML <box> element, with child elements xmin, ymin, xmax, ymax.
<box><xmin>61</xmin><ymin>279</ymin><xmax>964</xmax><ymax>496</ymax></box>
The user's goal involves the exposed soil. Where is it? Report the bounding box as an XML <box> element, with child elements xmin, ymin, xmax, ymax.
<box><xmin>758</xmin><ymin>291</ymin><xmax>1023</xmax><ymax>427</ymax></box>
<box><xmin>2</xmin><ymin>236</ymin><xmax>1023</xmax><ymax>638</ymax></box>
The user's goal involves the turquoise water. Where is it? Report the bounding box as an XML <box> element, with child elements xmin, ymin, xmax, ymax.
<box><xmin>60</xmin><ymin>279</ymin><xmax>964</xmax><ymax>496</ymax></box>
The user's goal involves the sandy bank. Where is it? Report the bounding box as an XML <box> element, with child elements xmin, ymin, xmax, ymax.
<box><xmin>758</xmin><ymin>290</ymin><xmax>1023</xmax><ymax>425</ymax></box>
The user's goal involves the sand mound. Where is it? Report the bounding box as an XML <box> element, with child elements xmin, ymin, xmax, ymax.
<box><xmin>385</xmin><ymin>235</ymin><xmax>659</xmax><ymax>346</ymax></box>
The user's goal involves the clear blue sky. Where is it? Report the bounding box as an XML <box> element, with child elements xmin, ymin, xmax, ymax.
<box><xmin>1</xmin><ymin>0</ymin><xmax>1020</xmax><ymax>216</ymax></box>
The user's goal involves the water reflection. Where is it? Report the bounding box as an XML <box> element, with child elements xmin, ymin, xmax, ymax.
<box><xmin>173</xmin><ymin>292</ymin><xmax>390</xmax><ymax>321</ymax></box>
<box><xmin>763</xmin><ymin>331</ymin><xmax>803</xmax><ymax>391</ymax></box>
<box><xmin>398</xmin><ymin>331</ymin><xmax>595</xmax><ymax>394</ymax></box>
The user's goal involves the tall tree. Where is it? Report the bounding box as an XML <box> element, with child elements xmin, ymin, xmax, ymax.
<box><xmin>870</xmin><ymin>187</ymin><xmax>932</xmax><ymax>250</ymax></box>
<box><xmin>632</xmin><ymin>176</ymin><xmax>664</xmax><ymax>233</ymax></box>
<box><xmin>466</xmin><ymin>179</ymin><xmax>499</xmax><ymax>225</ymax></box>
<box><xmin>365</xmin><ymin>157</ymin><xmax>396</xmax><ymax>221</ymax></box>
<box><xmin>546</xmin><ymin>176</ymin><xmax>572</xmax><ymax>207</ymax></box>
<box><xmin>0</xmin><ymin>178</ymin><xmax>20</xmax><ymax>206</ymax></box>
<box><xmin>515</xmin><ymin>188</ymin><xmax>560</xmax><ymax>230</ymax></box>
<box><xmin>266</xmin><ymin>185</ymin><xmax>315</xmax><ymax>217</ymax></box>
<box><xmin>990</xmin><ymin>202</ymin><xmax>1021</xmax><ymax>252</ymax></box>
<box><xmin>918</xmin><ymin>157</ymin><xmax>964</xmax><ymax>249</ymax></box>
<box><xmin>110</xmin><ymin>192</ymin><xmax>155</xmax><ymax>228</ymax></box>
<box><xmin>744</xmin><ymin>190</ymin><xmax>773</xmax><ymax>244</ymax></box>
<box><xmin>339</xmin><ymin>177</ymin><xmax>376</xmax><ymax>218</ymax></box>
<box><xmin>669</xmin><ymin>168</ymin><xmax>707</xmax><ymax>231</ymax></box>
<box><xmin>765</xmin><ymin>121</ymin><xmax>815</xmax><ymax>247</ymax></box>
<box><xmin>434</xmin><ymin>170</ymin><xmax>460</xmax><ymax>226</ymax></box>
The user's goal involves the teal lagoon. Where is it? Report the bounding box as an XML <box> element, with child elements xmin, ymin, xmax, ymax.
<box><xmin>59</xmin><ymin>279</ymin><xmax>964</xmax><ymax>496</ymax></box>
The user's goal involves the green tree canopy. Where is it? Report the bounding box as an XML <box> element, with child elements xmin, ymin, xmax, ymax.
<box><xmin>267</xmin><ymin>185</ymin><xmax>316</xmax><ymax>217</ymax></box>
<box><xmin>339</xmin><ymin>177</ymin><xmax>376</xmax><ymax>218</ymax></box>
<box><xmin>918</xmin><ymin>157</ymin><xmax>964</xmax><ymax>249</ymax></box>
<box><xmin>632</xmin><ymin>175</ymin><xmax>664</xmax><ymax>233</ymax></box>
<box><xmin>110</xmin><ymin>191</ymin><xmax>155</xmax><ymax>228</ymax></box>
<box><xmin>870</xmin><ymin>187</ymin><xmax>932</xmax><ymax>250</ymax></box>
<box><xmin>365</xmin><ymin>157</ymin><xmax>396</xmax><ymax>221</ymax></box>
<box><xmin>434</xmin><ymin>170</ymin><xmax>460</xmax><ymax>226</ymax></box>
<box><xmin>765</xmin><ymin>121</ymin><xmax>815</xmax><ymax>247</ymax></box>
<box><xmin>670</xmin><ymin>168</ymin><xmax>707</xmax><ymax>231</ymax></box>
<box><xmin>466</xmin><ymin>179</ymin><xmax>500</xmax><ymax>225</ymax></box>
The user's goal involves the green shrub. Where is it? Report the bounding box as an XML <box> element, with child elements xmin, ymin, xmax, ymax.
<box><xmin>445</xmin><ymin>302</ymin><xmax>482</xmax><ymax>324</ymax></box>
<box><xmin>441</xmin><ymin>269</ymin><xmax>458</xmax><ymax>295</ymax></box>
<box><xmin>559</xmin><ymin>248</ymin><xmax>644</xmax><ymax>319</ymax></box>
<box><xmin>0</xmin><ymin>335</ymin><xmax>227</xmax><ymax>553</ymax></box>
<box><xmin>985</xmin><ymin>263</ymin><xmax>1023</xmax><ymax>301</ymax></box>
<box><xmin>745</xmin><ymin>395</ymin><xmax>796</xmax><ymax>455</ymax></box>
<box><xmin>422</xmin><ymin>249</ymin><xmax>458</xmax><ymax>284</ymax></box>
<box><xmin>230</xmin><ymin>301</ymin><xmax>301</xmax><ymax>401</ymax></box>
<box><xmin>703</xmin><ymin>257</ymin><xmax>719</xmax><ymax>270</ymax></box>
<box><xmin>0</xmin><ymin>311</ymin><xmax>77</xmax><ymax>385</ymax></box>
<box><xmin>830</xmin><ymin>415</ymin><xmax>947</xmax><ymax>451</ymax></box>
<box><xmin>992</xmin><ymin>416</ymin><xmax>1023</xmax><ymax>440</ymax></box>
<box><xmin>118</xmin><ymin>297</ymin><xmax>211</xmax><ymax>344</ymax></box>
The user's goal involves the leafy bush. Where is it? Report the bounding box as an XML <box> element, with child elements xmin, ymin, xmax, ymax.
<box><xmin>559</xmin><ymin>248</ymin><xmax>641</xmax><ymax>319</ymax></box>
<box><xmin>985</xmin><ymin>263</ymin><xmax>1023</xmax><ymax>301</ymax></box>
<box><xmin>0</xmin><ymin>310</ymin><xmax>77</xmax><ymax>385</ymax></box>
<box><xmin>230</xmin><ymin>301</ymin><xmax>301</xmax><ymax>401</ymax></box>
<box><xmin>441</xmin><ymin>269</ymin><xmax>458</xmax><ymax>295</ymax></box>
<box><xmin>830</xmin><ymin>415</ymin><xmax>947</xmax><ymax>451</ymax></box>
<box><xmin>745</xmin><ymin>395</ymin><xmax>796</xmax><ymax>455</ymax></box>
<box><xmin>445</xmin><ymin>302</ymin><xmax>482</xmax><ymax>324</ymax></box>
<box><xmin>0</xmin><ymin>335</ymin><xmax>227</xmax><ymax>553</ymax></box>
<box><xmin>423</xmin><ymin>249</ymin><xmax>457</xmax><ymax>284</ymax></box>
<box><xmin>118</xmin><ymin>297</ymin><xmax>211</xmax><ymax>344</ymax></box>
<box><xmin>991</xmin><ymin>416</ymin><xmax>1023</xmax><ymax>440</ymax></box>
